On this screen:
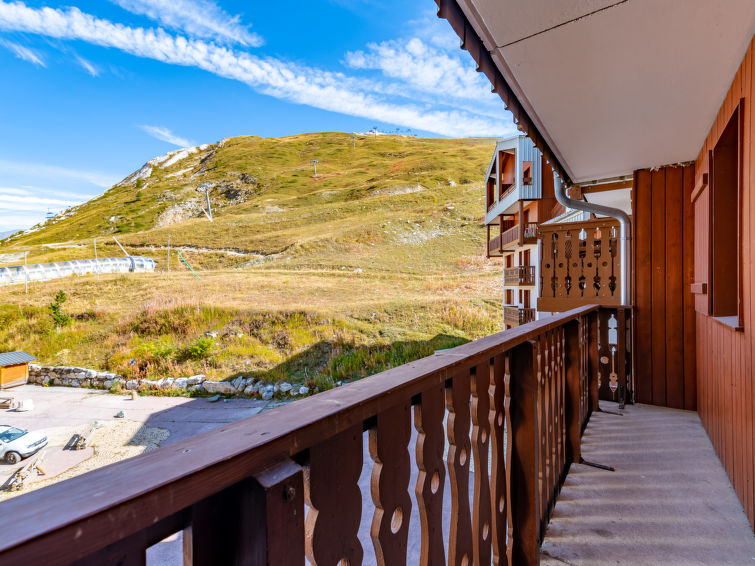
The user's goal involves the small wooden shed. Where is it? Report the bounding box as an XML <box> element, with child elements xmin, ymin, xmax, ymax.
<box><xmin>0</xmin><ymin>351</ymin><xmax>36</xmax><ymax>389</ymax></box>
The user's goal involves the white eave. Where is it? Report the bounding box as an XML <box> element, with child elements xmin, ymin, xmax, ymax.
<box><xmin>454</xmin><ymin>0</ymin><xmax>755</xmax><ymax>183</ymax></box>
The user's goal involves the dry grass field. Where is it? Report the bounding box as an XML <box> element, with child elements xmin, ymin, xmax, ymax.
<box><xmin>0</xmin><ymin>133</ymin><xmax>503</xmax><ymax>390</ymax></box>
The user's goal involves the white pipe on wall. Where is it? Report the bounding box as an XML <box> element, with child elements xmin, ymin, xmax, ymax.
<box><xmin>553</xmin><ymin>175</ymin><xmax>632</xmax><ymax>306</ymax></box>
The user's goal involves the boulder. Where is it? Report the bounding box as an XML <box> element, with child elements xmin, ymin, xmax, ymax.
<box><xmin>278</xmin><ymin>382</ymin><xmax>293</xmax><ymax>393</ymax></box>
<box><xmin>202</xmin><ymin>381</ymin><xmax>235</xmax><ymax>395</ymax></box>
<box><xmin>261</xmin><ymin>389</ymin><xmax>274</xmax><ymax>401</ymax></box>
<box><xmin>187</xmin><ymin>375</ymin><xmax>205</xmax><ymax>386</ymax></box>
<box><xmin>103</xmin><ymin>380</ymin><xmax>113</xmax><ymax>389</ymax></box>
<box><xmin>299</xmin><ymin>386</ymin><xmax>310</xmax><ymax>396</ymax></box>
<box><xmin>243</xmin><ymin>384</ymin><xmax>256</xmax><ymax>396</ymax></box>
<box><xmin>126</xmin><ymin>380</ymin><xmax>138</xmax><ymax>391</ymax></box>
<box><xmin>173</xmin><ymin>377</ymin><xmax>188</xmax><ymax>390</ymax></box>
<box><xmin>162</xmin><ymin>378</ymin><xmax>175</xmax><ymax>390</ymax></box>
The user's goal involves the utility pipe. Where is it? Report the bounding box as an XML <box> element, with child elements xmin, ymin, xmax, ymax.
<box><xmin>553</xmin><ymin>175</ymin><xmax>632</xmax><ymax>306</ymax></box>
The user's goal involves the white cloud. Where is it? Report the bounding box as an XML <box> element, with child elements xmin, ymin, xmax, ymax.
<box><xmin>76</xmin><ymin>54</ymin><xmax>98</xmax><ymax>76</ymax></box>
<box><xmin>0</xmin><ymin>186</ymin><xmax>86</xmax><ymax>231</ymax></box>
<box><xmin>0</xmin><ymin>159</ymin><xmax>119</xmax><ymax>188</ymax></box>
<box><xmin>111</xmin><ymin>0</ymin><xmax>262</xmax><ymax>46</ymax></box>
<box><xmin>139</xmin><ymin>125</ymin><xmax>194</xmax><ymax>147</ymax></box>
<box><xmin>345</xmin><ymin>38</ymin><xmax>497</xmax><ymax>105</ymax></box>
<box><xmin>0</xmin><ymin>2</ymin><xmax>514</xmax><ymax>138</ymax></box>
<box><xmin>0</xmin><ymin>37</ymin><xmax>44</xmax><ymax>66</ymax></box>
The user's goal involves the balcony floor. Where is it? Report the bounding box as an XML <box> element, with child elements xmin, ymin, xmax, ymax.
<box><xmin>541</xmin><ymin>402</ymin><xmax>755</xmax><ymax>565</ymax></box>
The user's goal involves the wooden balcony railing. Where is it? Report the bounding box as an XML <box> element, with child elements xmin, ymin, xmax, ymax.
<box><xmin>505</xmin><ymin>305</ymin><xmax>537</xmax><ymax>326</ymax></box>
<box><xmin>505</xmin><ymin>265</ymin><xmax>536</xmax><ymax>286</ymax></box>
<box><xmin>488</xmin><ymin>222</ymin><xmax>539</xmax><ymax>256</ymax></box>
<box><xmin>0</xmin><ymin>306</ymin><xmax>629</xmax><ymax>566</ymax></box>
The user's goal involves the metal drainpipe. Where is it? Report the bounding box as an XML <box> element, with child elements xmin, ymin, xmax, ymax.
<box><xmin>553</xmin><ymin>175</ymin><xmax>632</xmax><ymax>306</ymax></box>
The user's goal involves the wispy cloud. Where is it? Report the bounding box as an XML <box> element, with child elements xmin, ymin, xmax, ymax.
<box><xmin>345</xmin><ymin>37</ymin><xmax>498</xmax><ymax>106</ymax></box>
<box><xmin>0</xmin><ymin>159</ymin><xmax>119</xmax><ymax>188</ymax></box>
<box><xmin>0</xmin><ymin>2</ymin><xmax>513</xmax><ymax>138</ymax></box>
<box><xmin>75</xmin><ymin>54</ymin><xmax>98</xmax><ymax>76</ymax></box>
<box><xmin>111</xmin><ymin>0</ymin><xmax>262</xmax><ymax>46</ymax></box>
<box><xmin>0</xmin><ymin>37</ymin><xmax>44</xmax><ymax>66</ymax></box>
<box><xmin>0</xmin><ymin>186</ymin><xmax>87</xmax><ymax>231</ymax></box>
<box><xmin>139</xmin><ymin>125</ymin><xmax>194</xmax><ymax>147</ymax></box>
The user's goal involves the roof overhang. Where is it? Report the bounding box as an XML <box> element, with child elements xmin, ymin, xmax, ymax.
<box><xmin>438</xmin><ymin>0</ymin><xmax>755</xmax><ymax>184</ymax></box>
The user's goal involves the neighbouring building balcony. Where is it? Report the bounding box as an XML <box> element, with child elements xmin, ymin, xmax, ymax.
<box><xmin>504</xmin><ymin>305</ymin><xmax>537</xmax><ymax>326</ymax></box>
<box><xmin>504</xmin><ymin>265</ymin><xmax>536</xmax><ymax>286</ymax></box>
<box><xmin>487</xmin><ymin>222</ymin><xmax>538</xmax><ymax>257</ymax></box>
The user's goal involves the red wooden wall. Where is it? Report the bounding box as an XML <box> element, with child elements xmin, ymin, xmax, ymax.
<box><xmin>632</xmin><ymin>165</ymin><xmax>696</xmax><ymax>410</ymax></box>
<box><xmin>693</xmin><ymin>37</ymin><xmax>755</xmax><ymax>529</ymax></box>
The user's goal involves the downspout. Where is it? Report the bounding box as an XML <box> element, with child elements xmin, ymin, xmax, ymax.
<box><xmin>553</xmin><ymin>175</ymin><xmax>632</xmax><ymax>306</ymax></box>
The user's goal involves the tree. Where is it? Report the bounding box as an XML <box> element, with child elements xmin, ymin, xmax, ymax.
<box><xmin>49</xmin><ymin>290</ymin><xmax>71</xmax><ymax>327</ymax></box>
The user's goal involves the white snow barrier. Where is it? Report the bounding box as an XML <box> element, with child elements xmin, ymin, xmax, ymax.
<box><xmin>0</xmin><ymin>257</ymin><xmax>156</xmax><ymax>286</ymax></box>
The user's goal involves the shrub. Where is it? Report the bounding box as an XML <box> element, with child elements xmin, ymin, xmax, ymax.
<box><xmin>49</xmin><ymin>290</ymin><xmax>71</xmax><ymax>327</ymax></box>
<box><xmin>182</xmin><ymin>336</ymin><xmax>215</xmax><ymax>360</ymax></box>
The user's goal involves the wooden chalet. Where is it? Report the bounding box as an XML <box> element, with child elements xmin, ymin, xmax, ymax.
<box><xmin>0</xmin><ymin>1</ymin><xmax>754</xmax><ymax>565</ymax></box>
<box><xmin>0</xmin><ymin>351</ymin><xmax>36</xmax><ymax>389</ymax></box>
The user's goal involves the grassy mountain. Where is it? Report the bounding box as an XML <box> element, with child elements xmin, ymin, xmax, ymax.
<box><xmin>0</xmin><ymin>133</ymin><xmax>501</xmax><ymax>389</ymax></box>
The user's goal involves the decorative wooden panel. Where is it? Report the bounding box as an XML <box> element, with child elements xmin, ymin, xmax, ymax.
<box><xmin>537</xmin><ymin>218</ymin><xmax>622</xmax><ymax>312</ymax></box>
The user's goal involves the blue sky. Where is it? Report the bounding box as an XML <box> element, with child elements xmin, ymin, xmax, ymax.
<box><xmin>0</xmin><ymin>0</ymin><xmax>515</xmax><ymax>232</ymax></box>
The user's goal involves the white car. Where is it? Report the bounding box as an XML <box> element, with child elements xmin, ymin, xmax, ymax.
<box><xmin>0</xmin><ymin>425</ymin><xmax>48</xmax><ymax>464</ymax></box>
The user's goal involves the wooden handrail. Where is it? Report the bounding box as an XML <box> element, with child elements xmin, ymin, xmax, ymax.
<box><xmin>0</xmin><ymin>305</ymin><xmax>619</xmax><ymax>566</ymax></box>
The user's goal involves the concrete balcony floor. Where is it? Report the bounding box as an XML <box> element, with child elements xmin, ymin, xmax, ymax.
<box><xmin>542</xmin><ymin>402</ymin><xmax>755</xmax><ymax>565</ymax></box>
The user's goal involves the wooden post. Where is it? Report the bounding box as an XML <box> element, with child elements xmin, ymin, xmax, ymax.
<box><xmin>509</xmin><ymin>340</ymin><xmax>540</xmax><ymax>565</ymax></box>
<box><xmin>93</xmin><ymin>239</ymin><xmax>99</xmax><ymax>280</ymax></box>
<box><xmin>564</xmin><ymin>320</ymin><xmax>582</xmax><ymax>466</ymax></box>
<box><xmin>247</xmin><ymin>460</ymin><xmax>304</xmax><ymax>566</ymax></box>
<box><xmin>184</xmin><ymin>460</ymin><xmax>303</xmax><ymax>566</ymax></box>
<box><xmin>518</xmin><ymin>200</ymin><xmax>525</xmax><ymax>246</ymax></box>
<box><xmin>587</xmin><ymin>311</ymin><xmax>600</xmax><ymax>416</ymax></box>
<box><xmin>616</xmin><ymin>308</ymin><xmax>627</xmax><ymax>408</ymax></box>
<box><xmin>23</xmin><ymin>252</ymin><xmax>28</xmax><ymax>295</ymax></box>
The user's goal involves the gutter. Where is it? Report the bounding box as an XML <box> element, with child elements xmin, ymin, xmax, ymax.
<box><xmin>554</xmin><ymin>175</ymin><xmax>632</xmax><ymax>306</ymax></box>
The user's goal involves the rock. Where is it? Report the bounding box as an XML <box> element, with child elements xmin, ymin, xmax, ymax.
<box><xmin>114</xmin><ymin>410</ymin><xmax>125</xmax><ymax>418</ymax></box>
<box><xmin>75</xmin><ymin>372</ymin><xmax>86</xmax><ymax>380</ymax></box>
<box><xmin>85</xmin><ymin>369</ymin><xmax>97</xmax><ymax>379</ymax></box>
<box><xmin>231</xmin><ymin>377</ymin><xmax>245</xmax><ymax>391</ymax></box>
<box><xmin>205</xmin><ymin>331</ymin><xmax>218</xmax><ymax>338</ymax></box>
<box><xmin>187</xmin><ymin>375</ymin><xmax>205</xmax><ymax>386</ymax></box>
<box><xmin>191</xmin><ymin>384</ymin><xmax>203</xmax><ymax>392</ymax></box>
<box><xmin>261</xmin><ymin>389</ymin><xmax>274</xmax><ymax>401</ymax></box>
<box><xmin>202</xmin><ymin>381</ymin><xmax>235</xmax><ymax>395</ymax></box>
<box><xmin>104</xmin><ymin>380</ymin><xmax>113</xmax><ymax>389</ymax></box>
<box><xmin>206</xmin><ymin>395</ymin><xmax>221</xmax><ymax>403</ymax></box>
<box><xmin>173</xmin><ymin>378</ymin><xmax>188</xmax><ymax>390</ymax></box>
<box><xmin>278</xmin><ymin>382</ymin><xmax>292</xmax><ymax>393</ymax></box>
<box><xmin>299</xmin><ymin>386</ymin><xmax>310</xmax><ymax>396</ymax></box>
<box><xmin>243</xmin><ymin>384</ymin><xmax>255</xmax><ymax>396</ymax></box>
<box><xmin>126</xmin><ymin>380</ymin><xmax>138</xmax><ymax>391</ymax></box>
<box><xmin>162</xmin><ymin>378</ymin><xmax>175</xmax><ymax>390</ymax></box>
<box><xmin>289</xmin><ymin>388</ymin><xmax>299</xmax><ymax>396</ymax></box>
<box><xmin>142</xmin><ymin>379</ymin><xmax>159</xmax><ymax>389</ymax></box>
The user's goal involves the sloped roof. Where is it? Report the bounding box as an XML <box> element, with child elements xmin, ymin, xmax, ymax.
<box><xmin>0</xmin><ymin>352</ymin><xmax>37</xmax><ymax>367</ymax></box>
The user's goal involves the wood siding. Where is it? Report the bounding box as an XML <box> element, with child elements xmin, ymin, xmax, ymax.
<box><xmin>694</xmin><ymin>37</ymin><xmax>755</xmax><ymax>529</ymax></box>
<box><xmin>632</xmin><ymin>165</ymin><xmax>696</xmax><ymax>410</ymax></box>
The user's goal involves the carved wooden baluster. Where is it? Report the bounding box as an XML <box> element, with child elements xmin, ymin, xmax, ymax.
<box><xmin>471</xmin><ymin>363</ymin><xmax>492</xmax><ymax>566</ymax></box>
<box><xmin>560</xmin><ymin>326</ymin><xmax>568</xmax><ymax>479</ymax></box>
<box><xmin>535</xmin><ymin>335</ymin><xmax>549</xmax><ymax>527</ymax></box>
<box><xmin>489</xmin><ymin>354</ymin><xmax>508</xmax><ymax>566</ymax></box>
<box><xmin>547</xmin><ymin>331</ymin><xmax>557</xmax><ymax>513</ymax></box>
<box><xmin>554</xmin><ymin>327</ymin><xmax>565</xmax><ymax>484</ymax></box>
<box><xmin>305</xmin><ymin>426</ymin><xmax>363</xmax><ymax>566</ymax></box>
<box><xmin>370</xmin><ymin>403</ymin><xmax>412</xmax><ymax>566</ymax></box>
<box><xmin>503</xmin><ymin>354</ymin><xmax>515</xmax><ymax>565</ymax></box>
<box><xmin>415</xmin><ymin>383</ymin><xmax>446</xmax><ymax>566</ymax></box>
<box><xmin>446</xmin><ymin>368</ymin><xmax>474</xmax><ymax>566</ymax></box>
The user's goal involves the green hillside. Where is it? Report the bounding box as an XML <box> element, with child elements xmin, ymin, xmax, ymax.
<box><xmin>0</xmin><ymin>133</ymin><xmax>502</xmax><ymax>390</ymax></box>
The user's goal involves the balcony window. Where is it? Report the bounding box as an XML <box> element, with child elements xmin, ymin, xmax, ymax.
<box><xmin>710</xmin><ymin>103</ymin><xmax>742</xmax><ymax>325</ymax></box>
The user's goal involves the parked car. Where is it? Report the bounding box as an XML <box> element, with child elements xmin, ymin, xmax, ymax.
<box><xmin>0</xmin><ymin>425</ymin><xmax>48</xmax><ymax>464</ymax></box>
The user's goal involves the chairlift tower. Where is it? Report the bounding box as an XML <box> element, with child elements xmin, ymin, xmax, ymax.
<box><xmin>310</xmin><ymin>160</ymin><xmax>319</xmax><ymax>176</ymax></box>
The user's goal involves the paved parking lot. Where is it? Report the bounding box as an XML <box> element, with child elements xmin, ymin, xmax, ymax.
<box><xmin>0</xmin><ymin>385</ymin><xmax>268</xmax><ymax>495</ymax></box>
